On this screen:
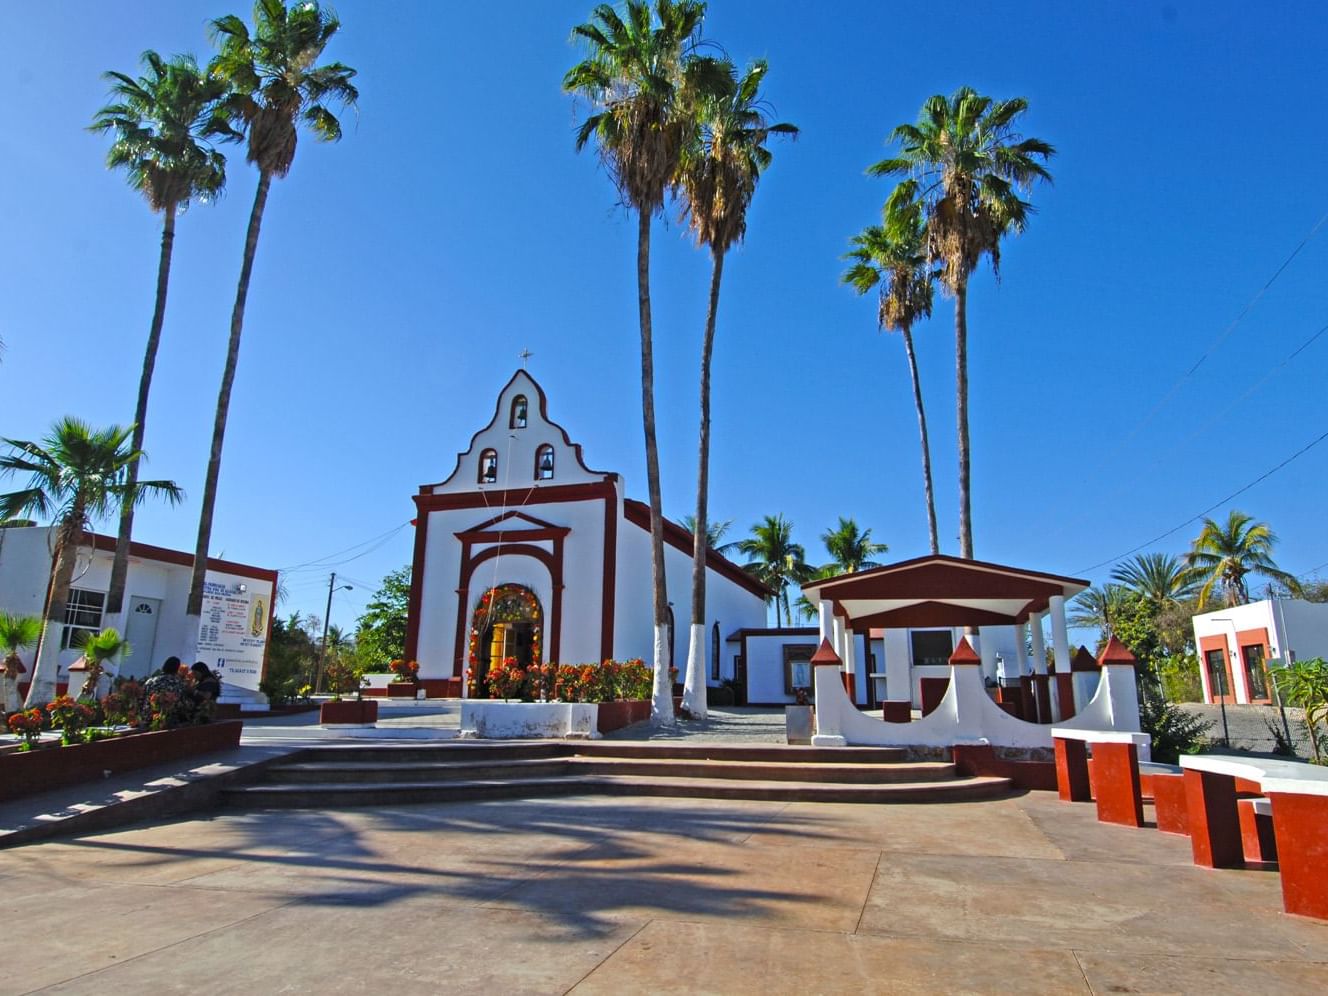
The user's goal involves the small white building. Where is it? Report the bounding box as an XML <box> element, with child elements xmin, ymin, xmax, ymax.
<box><xmin>1192</xmin><ymin>598</ymin><xmax>1328</xmax><ymax>705</ymax></box>
<box><xmin>0</xmin><ymin>523</ymin><xmax>276</xmax><ymax>704</ymax></box>
<box><xmin>405</xmin><ymin>370</ymin><xmax>769</xmax><ymax>691</ymax></box>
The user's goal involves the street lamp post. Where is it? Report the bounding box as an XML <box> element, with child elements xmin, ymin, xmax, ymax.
<box><xmin>316</xmin><ymin>572</ymin><xmax>353</xmax><ymax>693</ymax></box>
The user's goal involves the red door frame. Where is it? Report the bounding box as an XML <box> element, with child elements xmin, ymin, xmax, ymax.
<box><xmin>1199</xmin><ymin>635</ymin><xmax>1237</xmax><ymax>705</ymax></box>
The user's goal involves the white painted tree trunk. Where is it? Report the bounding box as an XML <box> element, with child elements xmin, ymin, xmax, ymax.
<box><xmin>24</xmin><ymin>623</ymin><xmax>62</xmax><ymax>707</ymax></box>
<box><xmin>681</xmin><ymin>622</ymin><xmax>707</xmax><ymax>719</ymax></box>
<box><xmin>3</xmin><ymin>676</ymin><xmax>20</xmax><ymax>712</ymax></box>
<box><xmin>651</xmin><ymin>623</ymin><xmax>674</xmax><ymax>724</ymax></box>
<box><xmin>180</xmin><ymin>614</ymin><xmax>200</xmax><ymax>665</ymax></box>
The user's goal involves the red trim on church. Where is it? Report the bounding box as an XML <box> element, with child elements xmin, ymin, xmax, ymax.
<box><xmin>622</xmin><ymin>499</ymin><xmax>769</xmax><ymax>598</ymax></box>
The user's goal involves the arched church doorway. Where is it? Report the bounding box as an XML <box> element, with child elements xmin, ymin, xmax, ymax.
<box><xmin>467</xmin><ymin>584</ymin><xmax>543</xmax><ymax>685</ymax></box>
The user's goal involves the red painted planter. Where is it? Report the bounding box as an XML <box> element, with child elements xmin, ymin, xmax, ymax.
<box><xmin>320</xmin><ymin>700</ymin><xmax>379</xmax><ymax>725</ymax></box>
<box><xmin>386</xmin><ymin>682</ymin><xmax>419</xmax><ymax>698</ymax></box>
<box><xmin>597</xmin><ymin>700</ymin><xmax>650</xmax><ymax>734</ymax></box>
<box><xmin>0</xmin><ymin>720</ymin><xmax>242</xmax><ymax>803</ymax></box>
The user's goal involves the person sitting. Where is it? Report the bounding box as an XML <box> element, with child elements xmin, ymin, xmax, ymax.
<box><xmin>142</xmin><ymin>657</ymin><xmax>189</xmax><ymax>727</ymax></box>
<box><xmin>190</xmin><ymin>662</ymin><xmax>221</xmax><ymax>702</ymax></box>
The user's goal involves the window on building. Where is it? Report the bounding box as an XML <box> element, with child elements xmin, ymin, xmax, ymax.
<box><xmin>1241</xmin><ymin>644</ymin><xmax>1268</xmax><ymax>700</ymax></box>
<box><xmin>510</xmin><ymin>395</ymin><xmax>528</xmax><ymax>429</ymax></box>
<box><xmin>783</xmin><ymin>644</ymin><xmax>815</xmax><ymax>695</ymax></box>
<box><xmin>535</xmin><ymin>444</ymin><xmax>555</xmax><ymax>480</ymax></box>
<box><xmin>478</xmin><ymin>449</ymin><xmax>498</xmax><ymax>484</ymax></box>
<box><xmin>910</xmin><ymin>629</ymin><xmax>954</xmax><ymax>667</ymax></box>
<box><xmin>711</xmin><ymin>622</ymin><xmax>721</xmax><ymax>681</ymax></box>
<box><xmin>61</xmin><ymin>587</ymin><xmax>105</xmax><ymax>650</ymax></box>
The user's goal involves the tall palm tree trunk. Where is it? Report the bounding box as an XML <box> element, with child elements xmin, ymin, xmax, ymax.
<box><xmin>900</xmin><ymin>325</ymin><xmax>939</xmax><ymax>555</ymax></box>
<box><xmin>637</xmin><ymin>208</ymin><xmax>672</xmax><ymax>723</ymax></box>
<box><xmin>27</xmin><ymin>516</ymin><xmax>85</xmax><ymax>707</ymax></box>
<box><xmin>183</xmin><ymin>172</ymin><xmax>272</xmax><ymax>659</ymax></box>
<box><xmin>955</xmin><ymin>281</ymin><xmax>973</xmax><ymax>560</ymax></box>
<box><xmin>683</xmin><ymin>248</ymin><xmax>725</xmax><ymax>719</ymax></box>
<box><xmin>107</xmin><ymin>204</ymin><xmax>178</xmax><ymax>622</ymax></box>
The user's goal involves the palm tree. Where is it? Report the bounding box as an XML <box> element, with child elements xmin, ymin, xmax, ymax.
<box><xmin>0</xmin><ymin>612</ymin><xmax>42</xmax><ymax>711</ymax></box>
<box><xmin>871</xmin><ymin>88</ymin><xmax>1054</xmax><ymax>560</ymax></box>
<box><xmin>843</xmin><ymin>185</ymin><xmax>938</xmax><ymax>553</ymax></box>
<box><xmin>1109</xmin><ymin>552</ymin><xmax>1198</xmax><ymax>607</ymax></box>
<box><xmin>676</xmin><ymin>57</ymin><xmax>796</xmax><ymax>716</ymax></box>
<box><xmin>0</xmin><ymin>419</ymin><xmax>182</xmax><ymax>705</ymax></box>
<box><xmin>74</xmin><ymin>627</ymin><xmax>132</xmax><ymax>698</ymax></box>
<box><xmin>90</xmin><ymin>52</ymin><xmax>232</xmax><ymax>627</ymax></box>
<box><xmin>564</xmin><ymin>0</ymin><xmax>705</xmax><ymax>722</ymax></box>
<box><xmin>821</xmin><ymin>517</ymin><xmax>889</xmax><ymax>574</ymax></box>
<box><xmin>183</xmin><ymin>0</ymin><xmax>357</xmax><ymax>658</ymax></box>
<box><xmin>679</xmin><ymin>514</ymin><xmax>738</xmax><ymax>555</ymax></box>
<box><xmin>1068</xmin><ymin>583</ymin><xmax>1133</xmax><ymax>638</ymax></box>
<box><xmin>1187</xmin><ymin>510</ymin><xmax>1301</xmax><ymax>608</ymax></box>
<box><xmin>737</xmin><ymin>514</ymin><xmax>813</xmax><ymax>628</ymax></box>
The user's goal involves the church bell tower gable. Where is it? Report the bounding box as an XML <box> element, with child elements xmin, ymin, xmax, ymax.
<box><xmin>423</xmin><ymin>370</ymin><xmax>610</xmax><ymax>496</ymax></box>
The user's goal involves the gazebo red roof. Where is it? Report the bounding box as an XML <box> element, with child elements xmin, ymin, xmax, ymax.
<box><xmin>800</xmin><ymin>554</ymin><xmax>1089</xmax><ymax>629</ymax></box>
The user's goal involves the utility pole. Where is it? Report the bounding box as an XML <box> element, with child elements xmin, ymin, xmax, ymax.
<box><xmin>316</xmin><ymin>572</ymin><xmax>352</xmax><ymax>693</ymax></box>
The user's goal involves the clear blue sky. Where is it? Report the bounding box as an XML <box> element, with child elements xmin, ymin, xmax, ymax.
<box><xmin>3</xmin><ymin>1</ymin><xmax>1327</xmax><ymax>643</ymax></box>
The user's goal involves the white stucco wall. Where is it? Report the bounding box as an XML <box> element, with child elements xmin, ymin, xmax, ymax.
<box><xmin>0</xmin><ymin>525</ymin><xmax>271</xmax><ymax>688</ymax></box>
<box><xmin>742</xmin><ymin>631</ymin><xmax>818</xmax><ymax>704</ymax></box>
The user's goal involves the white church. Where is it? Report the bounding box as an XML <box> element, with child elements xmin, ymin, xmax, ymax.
<box><xmin>403</xmin><ymin>370</ymin><xmax>770</xmax><ymax>695</ymax></box>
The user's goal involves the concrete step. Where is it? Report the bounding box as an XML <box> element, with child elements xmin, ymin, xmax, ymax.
<box><xmin>222</xmin><ymin>773</ymin><xmax>1013</xmax><ymax>809</ymax></box>
<box><xmin>570</xmin><ymin>743</ymin><xmax>910</xmax><ymax>764</ymax></box>
<box><xmin>564</xmin><ymin>756</ymin><xmax>959</xmax><ymax>784</ymax></box>
<box><xmin>290</xmin><ymin>742</ymin><xmax>569</xmax><ymax>764</ymax></box>
<box><xmin>266</xmin><ymin>757</ymin><xmax>572</xmax><ymax>784</ymax></box>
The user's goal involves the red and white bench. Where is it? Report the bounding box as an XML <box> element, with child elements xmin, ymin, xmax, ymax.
<box><xmin>1050</xmin><ymin>728</ymin><xmax>1151</xmax><ymax>827</ymax></box>
<box><xmin>1179</xmin><ymin>755</ymin><xmax>1328</xmax><ymax>920</ymax></box>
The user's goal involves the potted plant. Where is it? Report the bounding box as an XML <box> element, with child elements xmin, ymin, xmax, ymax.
<box><xmin>0</xmin><ymin>612</ymin><xmax>39</xmax><ymax>713</ymax></box>
<box><xmin>6</xmin><ymin>707</ymin><xmax>44</xmax><ymax>750</ymax></box>
<box><xmin>72</xmin><ymin>627</ymin><xmax>131</xmax><ymax>699</ymax></box>
<box><xmin>386</xmin><ymin>658</ymin><xmax>420</xmax><ymax>697</ymax></box>
<box><xmin>320</xmin><ymin>654</ymin><xmax>377</xmax><ymax>725</ymax></box>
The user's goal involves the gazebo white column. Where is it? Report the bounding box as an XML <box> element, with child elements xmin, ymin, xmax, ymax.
<box><xmin>1049</xmin><ymin>596</ymin><xmax>1071</xmax><ymax>675</ymax></box>
<box><xmin>844</xmin><ymin>628</ymin><xmax>857</xmax><ymax>678</ymax></box>
<box><xmin>1028</xmin><ymin>612</ymin><xmax>1047</xmax><ymax>674</ymax></box>
<box><xmin>832</xmin><ymin>617</ymin><xmax>846</xmax><ymax>662</ymax></box>
<box><xmin>1013</xmin><ymin>621</ymin><xmax>1029</xmax><ymax>677</ymax></box>
<box><xmin>977</xmin><ymin>630</ymin><xmax>998</xmax><ymax>684</ymax></box>
<box><xmin>818</xmin><ymin>600</ymin><xmax>834</xmax><ymax>642</ymax></box>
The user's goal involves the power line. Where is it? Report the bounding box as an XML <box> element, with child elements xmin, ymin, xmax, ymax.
<box><xmin>275</xmin><ymin>522</ymin><xmax>411</xmax><ymax>574</ymax></box>
<box><xmin>1075</xmin><ymin>426</ymin><xmax>1328</xmax><ymax>574</ymax></box>
<box><xmin>1086</xmin><ymin>209</ymin><xmax>1328</xmax><ymax>469</ymax></box>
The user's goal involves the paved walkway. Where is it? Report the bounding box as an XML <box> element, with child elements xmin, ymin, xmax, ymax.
<box><xmin>3</xmin><ymin>789</ymin><xmax>1325</xmax><ymax>993</ymax></box>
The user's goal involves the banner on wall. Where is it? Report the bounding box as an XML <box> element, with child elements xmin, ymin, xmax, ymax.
<box><xmin>195</xmin><ymin>570</ymin><xmax>273</xmax><ymax>694</ymax></box>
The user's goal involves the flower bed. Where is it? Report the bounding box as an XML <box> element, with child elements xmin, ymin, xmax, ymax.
<box><xmin>0</xmin><ymin>720</ymin><xmax>243</xmax><ymax>803</ymax></box>
<box><xmin>386</xmin><ymin>682</ymin><xmax>419</xmax><ymax>698</ymax></box>
<box><xmin>460</xmin><ymin>700</ymin><xmax>600</xmax><ymax>739</ymax></box>
<box><xmin>320</xmin><ymin>700</ymin><xmax>379</xmax><ymax>726</ymax></box>
<box><xmin>596</xmin><ymin>700</ymin><xmax>650</xmax><ymax>734</ymax></box>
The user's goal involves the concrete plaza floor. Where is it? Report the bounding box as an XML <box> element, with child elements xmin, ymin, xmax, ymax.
<box><xmin>3</xmin><ymin>790</ymin><xmax>1326</xmax><ymax>994</ymax></box>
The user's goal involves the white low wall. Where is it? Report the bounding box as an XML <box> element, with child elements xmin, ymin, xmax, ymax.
<box><xmin>460</xmin><ymin>700</ymin><xmax>600</xmax><ymax>739</ymax></box>
<box><xmin>811</xmin><ymin>650</ymin><xmax>1144</xmax><ymax>758</ymax></box>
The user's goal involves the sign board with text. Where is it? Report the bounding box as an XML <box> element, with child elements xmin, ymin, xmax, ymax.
<box><xmin>195</xmin><ymin>570</ymin><xmax>273</xmax><ymax>694</ymax></box>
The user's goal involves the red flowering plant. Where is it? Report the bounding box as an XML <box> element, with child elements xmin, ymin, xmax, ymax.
<box><xmin>46</xmin><ymin>695</ymin><xmax>95</xmax><ymax>745</ymax></box>
<box><xmin>100</xmin><ymin>679</ymin><xmax>145</xmax><ymax>727</ymax></box>
<box><xmin>553</xmin><ymin>665</ymin><xmax>581</xmax><ymax>702</ymax></box>
<box><xmin>388</xmin><ymin>659</ymin><xmax>419</xmax><ymax>683</ymax></box>
<box><xmin>7</xmin><ymin>708</ymin><xmax>45</xmax><ymax>750</ymax></box>
<box><xmin>486</xmin><ymin>657</ymin><xmax>528</xmax><ymax>700</ymax></box>
<box><xmin>147</xmin><ymin>691</ymin><xmax>183</xmax><ymax>731</ymax></box>
<box><xmin>616</xmin><ymin>659</ymin><xmax>651</xmax><ymax>701</ymax></box>
<box><xmin>526</xmin><ymin>661</ymin><xmax>558</xmax><ymax>702</ymax></box>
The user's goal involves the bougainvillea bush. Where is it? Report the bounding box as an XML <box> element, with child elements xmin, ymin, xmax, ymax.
<box><xmin>468</xmin><ymin>658</ymin><xmax>656</xmax><ymax>703</ymax></box>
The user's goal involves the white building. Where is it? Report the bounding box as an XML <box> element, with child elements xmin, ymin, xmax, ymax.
<box><xmin>1192</xmin><ymin>598</ymin><xmax>1328</xmax><ymax>705</ymax></box>
<box><xmin>0</xmin><ymin>523</ymin><xmax>276</xmax><ymax>704</ymax></box>
<box><xmin>405</xmin><ymin>370</ymin><xmax>769</xmax><ymax>692</ymax></box>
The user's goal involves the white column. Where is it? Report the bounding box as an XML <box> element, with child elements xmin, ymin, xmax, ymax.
<box><xmin>832</xmin><ymin>617</ymin><xmax>845</xmax><ymax>661</ymax></box>
<box><xmin>977</xmin><ymin>628</ymin><xmax>998</xmax><ymax>684</ymax></box>
<box><xmin>1049</xmin><ymin>595</ymin><xmax>1072</xmax><ymax>677</ymax></box>
<box><xmin>1013</xmin><ymin>621</ymin><xmax>1029</xmax><ymax>677</ymax></box>
<box><xmin>818</xmin><ymin>601</ymin><xmax>834</xmax><ymax>643</ymax></box>
<box><xmin>844</xmin><ymin>628</ymin><xmax>857</xmax><ymax>677</ymax></box>
<box><xmin>1029</xmin><ymin>611</ymin><xmax>1047</xmax><ymax>675</ymax></box>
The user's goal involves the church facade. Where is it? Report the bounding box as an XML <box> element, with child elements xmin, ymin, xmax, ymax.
<box><xmin>404</xmin><ymin>370</ymin><xmax>769</xmax><ymax>692</ymax></box>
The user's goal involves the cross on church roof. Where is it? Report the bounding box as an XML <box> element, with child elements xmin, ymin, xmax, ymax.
<box><xmin>519</xmin><ymin>348</ymin><xmax>533</xmax><ymax>368</ymax></box>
